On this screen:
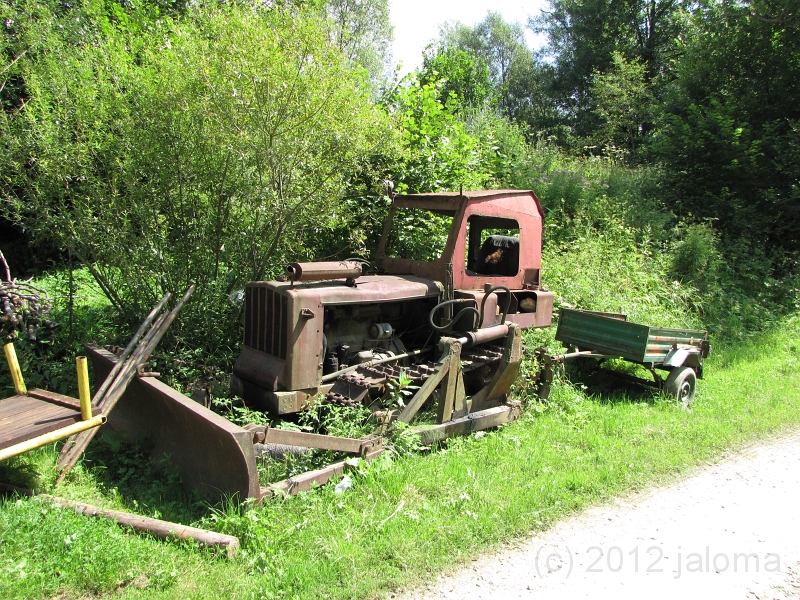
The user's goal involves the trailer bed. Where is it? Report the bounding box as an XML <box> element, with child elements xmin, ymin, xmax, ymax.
<box><xmin>555</xmin><ymin>309</ymin><xmax>708</xmax><ymax>365</ymax></box>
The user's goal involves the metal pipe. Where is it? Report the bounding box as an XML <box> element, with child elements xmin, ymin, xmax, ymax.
<box><xmin>286</xmin><ymin>261</ymin><xmax>362</xmax><ymax>282</ymax></box>
<box><xmin>321</xmin><ymin>347</ymin><xmax>432</xmax><ymax>382</ymax></box>
<box><xmin>456</xmin><ymin>324</ymin><xmax>510</xmax><ymax>348</ymax></box>
<box><xmin>0</xmin><ymin>415</ymin><xmax>106</xmax><ymax>462</ymax></box>
<box><xmin>551</xmin><ymin>350</ymin><xmax>613</xmax><ymax>361</ymax></box>
<box><xmin>75</xmin><ymin>356</ymin><xmax>92</xmax><ymax>421</ymax></box>
<box><xmin>92</xmin><ymin>292</ymin><xmax>171</xmax><ymax>404</ymax></box>
<box><xmin>3</xmin><ymin>342</ymin><xmax>26</xmax><ymax>396</ymax></box>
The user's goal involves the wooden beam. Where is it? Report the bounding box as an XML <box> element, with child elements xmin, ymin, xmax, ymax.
<box><xmin>397</xmin><ymin>345</ymin><xmax>452</xmax><ymax>422</ymax></box>
<box><xmin>261</xmin><ymin>447</ymin><xmax>383</xmax><ymax>498</ymax></box>
<box><xmin>0</xmin><ymin>484</ymin><xmax>239</xmax><ymax>558</ymax></box>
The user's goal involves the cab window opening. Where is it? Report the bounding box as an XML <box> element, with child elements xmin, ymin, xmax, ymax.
<box><xmin>465</xmin><ymin>215</ymin><xmax>520</xmax><ymax>276</ymax></box>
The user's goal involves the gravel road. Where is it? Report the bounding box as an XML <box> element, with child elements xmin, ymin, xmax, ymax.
<box><xmin>402</xmin><ymin>432</ymin><xmax>800</xmax><ymax>600</ymax></box>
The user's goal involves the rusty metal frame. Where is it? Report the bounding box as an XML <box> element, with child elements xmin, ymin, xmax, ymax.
<box><xmin>248</xmin><ymin>425</ymin><xmax>382</xmax><ymax>457</ymax></box>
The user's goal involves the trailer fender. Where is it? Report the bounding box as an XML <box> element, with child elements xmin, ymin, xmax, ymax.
<box><xmin>663</xmin><ymin>346</ymin><xmax>703</xmax><ymax>374</ymax></box>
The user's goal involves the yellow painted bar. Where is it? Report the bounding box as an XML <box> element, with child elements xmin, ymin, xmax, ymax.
<box><xmin>75</xmin><ymin>356</ymin><xmax>92</xmax><ymax>421</ymax></box>
<box><xmin>0</xmin><ymin>415</ymin><xmax>106</xmax><ymax>462</ymax></box>
<box><xmin>3</xmin><ymin>342</ymin><xmax>27</xmax><ymax>396</ymax></box>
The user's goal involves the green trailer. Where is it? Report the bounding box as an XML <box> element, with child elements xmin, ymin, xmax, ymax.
<box><xmin>538</xmin><ymin>309</ymin><xmax>711</xmax><ymax>407</ymax></box>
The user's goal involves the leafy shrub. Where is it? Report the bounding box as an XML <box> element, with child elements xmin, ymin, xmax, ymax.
<box><xmin>670</xmin><ymin>222</ymin><xmax>721</xmax><ymax>295</ymax></box>
<box><xmin>2</xmin><ymin>1</ymin><xmax>386</xmax><ymax>362</ymax></box>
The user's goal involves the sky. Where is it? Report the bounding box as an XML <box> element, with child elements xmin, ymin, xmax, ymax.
<box><xmin>389</xmin><ymin>0</ymin><xmax>550</xmax><ymax>76</ymax></box>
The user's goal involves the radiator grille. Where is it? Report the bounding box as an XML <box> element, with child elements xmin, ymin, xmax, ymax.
<box><xmin>244</xmin><ymin>286</ymin><xmax>288</xmax><ymax>359</ymax></box>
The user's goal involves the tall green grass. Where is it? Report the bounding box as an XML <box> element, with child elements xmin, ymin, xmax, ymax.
<box><xmin>2</xmin><ymin>137</ymin><xmax>799</xmax><ymax>598</ymax></box>
<box><xmin>3</xmin><ymin>314</ymin><xmax>797</xmax><ymax>599</ymax></box>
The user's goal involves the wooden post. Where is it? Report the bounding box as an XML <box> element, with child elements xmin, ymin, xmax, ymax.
<box><xmin>0</xmin><ymin>484</ymin><xmax>239</xmax><ymax>559</ymax></box>
<box><xmin>437</xmin><ymin>341</ymin><xmax>463</xmax><ymax>424</ymax></box>
<box><xmin>75</xmin><ymin>356</ymin><xmax>92</xmax><ymax>421</ymax></box>
<box><xmin>3</xmin><ymin>342</ymin><xmax>27</xmax><ymax>396</ymax></box>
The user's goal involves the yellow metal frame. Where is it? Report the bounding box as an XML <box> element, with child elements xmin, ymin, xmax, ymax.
<box><xmin>0</xmin><ymin>415</ymin><xmax>106</xmax><ymax>462</ymax></box>
<box><xmin>1</xmin><ymin>344</ymin><xmax>105</xmax><ymax>462</ymax></box>
<box><xmin>3</xmin><ymin>342</ymin><xmax>27</xmax><ymax>395</ymax></box>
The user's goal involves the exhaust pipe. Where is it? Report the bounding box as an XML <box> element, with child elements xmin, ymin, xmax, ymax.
<box><xmin>285</xmin><ymin>261</ymin><xmax>363</xmax><ymax>283</ymax></box>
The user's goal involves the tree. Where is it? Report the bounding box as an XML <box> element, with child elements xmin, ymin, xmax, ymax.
<box><xmin>419</xmin><ymin>45</ymin><xmax>493</xmax><ymax>110</ymax></box>
<box><xmin>591</xmin><ymin>51</ymin><xmax>655</xmax><ymax>156</ymax></box>
<box><xmin>438</xmin><ymin>12</ymin><xmax>537</xmax><ymax>117</ymax></box>
<box><xmin>388</xmin><ymin>78</ymin><xmax>489</xmax><ymax>194</ymax></box>
<box><xmin>326</xmin><ymin>0</ymin><xmax>393</xmax><ymax>82</ymax></box>
<box><xmin>652</xmin><ymin>0</ymin><xmax>800</xmax><ymax>254</ymax></box>
<box><xmin>533</xmin><ymin>0</ymin><xmax>692</xmax><ymax>141</ymax></box>
<box><xmin>1</xmin><ymin>2</ymin><xmax>386</xmax><ymax>346</ymax></box>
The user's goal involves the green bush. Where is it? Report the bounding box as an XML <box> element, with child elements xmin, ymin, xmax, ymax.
<box><xmin>2</xmin><ymin>1</ymin><xmax>386</xmax><ymax>363</ymax></box>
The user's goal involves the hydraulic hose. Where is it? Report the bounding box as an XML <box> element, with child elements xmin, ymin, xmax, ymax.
<box><xmin>479</xmin><ymin>286</ymin><xmax>512</xmax><ymax>327</ymax></box>
<box><xmin>428</xmin><ymin>299</ymin><xmax>480</xmax><ymax>333</ymax></box>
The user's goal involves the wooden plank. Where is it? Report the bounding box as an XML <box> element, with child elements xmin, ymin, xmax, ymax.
<box><xmin>0</xmin><ymin>402</ymin><xmax>72</xmax><ymax>431</ymax></box>
<box><xmin>0</xmin><ymin>397</ymin><xmax>73</xmax><ymax>421</ymax></box>
<box><xmin>28</xmin><ymin>389</ymin><xmax>101</xmax><ymax>417</ymax></box>
<box><xmin>0</xmin><ymin>412</ymin><xmax>82</xmax><ymax>450</ymax></box>
<box><xmin>28</xmin><ymin>389</ymin><xmax>80</xmax><ymax>410</ymax></box>
<box><xmin>2</xmin><ymin>409</ymin><xmax>78</xmax><ymax>436</ymax></box>
<box><xmin>0</xmin><ymin>395</ymin><xmax>83</xmax><ymax>449</ymax></box>
<box><xmin>398</xmin><ymin>351</ymin><xmax>451</xmax><ymax>422</ymax></box>
<box><xmin>0</xmin><ymin>395</ymin><xmax>41</xmax><ymax>419</ymax></box>
<box><xmin>437</xmin><ymin>342</ymin><xmax>462</xmax><ymax>424</ymax></box>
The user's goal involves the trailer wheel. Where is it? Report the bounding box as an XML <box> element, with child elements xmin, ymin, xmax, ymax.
<box><xmin>664</xmin><ymin>366</ymin><xmax>696</xmax><ymax>409</ymax></box>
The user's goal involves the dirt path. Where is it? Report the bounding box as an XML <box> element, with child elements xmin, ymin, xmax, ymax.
<box><xmin>402</xmin><ymin>432</ymin><xmax>800</xmax><ymax>600</ymax></box>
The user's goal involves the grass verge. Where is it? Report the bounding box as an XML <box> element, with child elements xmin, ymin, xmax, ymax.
<box><xmin>1</xmin><ymin>315</ymin><xmax>799</xmax><ymax>599</ymax></box>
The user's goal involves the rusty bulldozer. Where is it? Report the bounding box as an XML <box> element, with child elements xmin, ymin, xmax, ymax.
<box><xmin>51</xmin><ymin>189</ymin><xmax>709</xmax><ymax>502</ymax></box>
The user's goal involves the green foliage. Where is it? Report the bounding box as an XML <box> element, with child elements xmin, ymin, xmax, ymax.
<box><xmin>533</xmin><ymin>0</ymin><xmax>691</xmax><ymax>141</ymax></box>
<box><xmin>298</xmin><ymin>401</ymin><xmax>375</xmax><ymax>439</ymax></box>
<box><xmin>2</xmin><ymin>1</ymin><xmax>386</xmax><ymax>361</ymax></box>
<box><xmin>0</xmin><ymin>495</ymin><xmax>184</xmax><ymax>598</ymax></box>
<box><xmin>591</xmin><ymin>52</ymin><xmax>655</xmax><ymax>158</ymax></box>
<box><xmin>384</xmin><ymin>206</ymin><xmax>453</xmax><ymax>261</ymax></box>
<box><xmin>544</xmin><ymin>223</ymin><xmax>700</xmax><ymax>329</ymax></box>
<box><xmin>434</xmin><ymin>11</ymin><xmax>543</xmax><ymax>122</ymax></box>
<box><xmin>325</xmin><ymin>0</ymin><xmax>393</xmax><ymax>83</ymax></box>
<box><xmin>419</xmin><ymin>45</ymin><xmax>494</xmax><ymax>110</ymax></box>
<box><xmin>512</xmin><ymin>144</ymin><xmax>671</xmax><ymax>242</ymax></box>
<box><xmin>383</xmin><ymin>369</ymin><xmax>419</xmax><ymax>409</ymax></box>
<box><xmin>0</xmin><ymin>267</ymin><xmax>121</xmax><ymax>398</ymax></box>
<box><xmin>465</xmin><ymin>109</ymin><xmax>532</xmax><ymax>187</ymax></box>
<box><xmin>211</xmin><ymin>395</ymin><xmax>272</xmax><ymax>427</ymax></box>
<box><xmin>389</xmin><ymin>77</ymin><xmax>490</xmax><ymax>193</ymax></box>
<box><xmin>440</xmin><ymin>11</ymin><xmax>528</xmax><ymax>93</ymax></box>
<box><xmin>670</xmin><ymin>222</ymin><xmax>721</xmax><ymax>294</ymax></box>
<box><xmin>385</xmin><ymin>420</ymin><xmax>423</xmax><ymax>456</ymax></box>
<box><xmin>652</xmin><ymin>0</ymin><xmax>800</xmax><ymax>253</ymax></box>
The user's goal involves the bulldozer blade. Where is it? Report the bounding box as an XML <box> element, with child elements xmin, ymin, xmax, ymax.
<box><xmin>85</xmin><ymin>346</ymin><xmax>260</xmax><ymax>502</ymax></box>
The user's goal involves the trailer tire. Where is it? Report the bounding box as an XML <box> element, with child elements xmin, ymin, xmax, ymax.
<box><xmin>664</xmin><ymin>366</ymin><xmax>696</xmax><ymax>409</ymax></box>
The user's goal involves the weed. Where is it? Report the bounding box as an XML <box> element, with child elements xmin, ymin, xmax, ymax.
<box><xmin>211</xmin><ymin>395</ymin><xmax>271</xmax><ymax>427</ymax></box>
<box><xmin>383</xmin><ymin>369</ymin><xmax>419</xmax><ymax>409</ymax></box>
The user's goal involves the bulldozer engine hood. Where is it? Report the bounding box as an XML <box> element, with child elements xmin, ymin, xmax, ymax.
<box><xmin>234</xmin><ymin>274</ymin><xmax>441</xmax><ymax>393</ymax></box>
